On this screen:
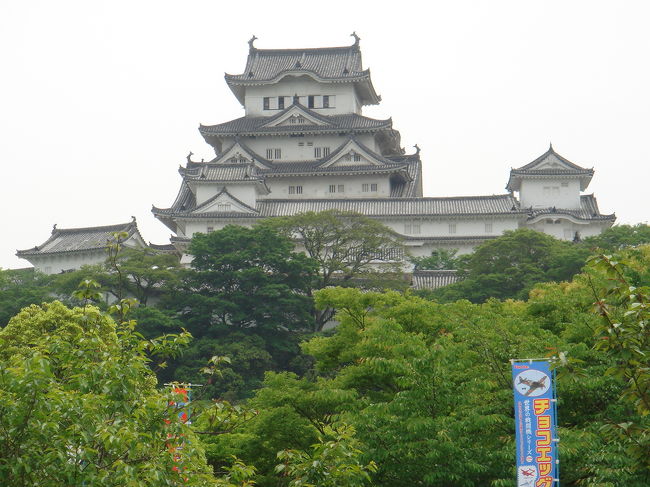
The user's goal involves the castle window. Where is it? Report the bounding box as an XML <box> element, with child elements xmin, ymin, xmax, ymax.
<box><xmin>329</xmin><ymin>184</ymin><xmax>336</xmax><ymax>193</ymax></box>
<box><xmin>263</xmin><ymin>97</ymin><xmax>270</xmax><ymax>110</ymax></box>
<box><xmin>266</xmin><ymin>149</ymin><xmax>273</xmax><ymax>159</ymax></box>
<box><xmin>353</xmin><ymin>153</ymin><xmax>361</xmax><ymax>162</ymax></box>
<box><xmin>362</xmin><ymin>183</ymin><xmax>369</xmax><ymax>192</ymax></box>
<box><xmin>288</xmin><ymin>185</ymin><xmax>303</xmax><ymax>195</ymax></box>
<box><xmin>266</xmin><ymin>148</ymin><xmax>281</xmax><ymax>160</ymax></box>
<box><xmin>371</xmin><ymin>183</ymin><xmax>377</xmax><ymax>191</ymax></box>
<box><xmin>485</xmin><ymin>222</ymin><xmax>493</xmax><ymax>233</ymax></box>
<box><xmin>298</xmin><ymin>142</ymin><xmax>304</xmax><ymax>147</ymax></box>
<box><xmin>275</xmin><ymin>148</ymin><xmax>281</xmax><ymax>159</ymax></box>
<box><xmin>323</xmin><ymin>95</ymin><xmax>330</xmax><ymax>108</ymax></box>
<box><xmin>404</xmin><ymin>223</ymin><xmax>421</xmax><ymax>235</ymax></box>
<box><xmin>323</xmin><ymin>147</ymin><xmax>330</xmax><ymax>157</ymax></box>
<box><xmin>307</xmin><ymin>142</ymin><xmax>313</xmax><ymax>146</ymax></box>
<box><xmin>308</xmin><ymin>95</ymin><xmax>315</xmax><ymax>108</ymax></box>
<box><xmin>314</xmin><ymin>147</ymin><xmax>322</xmax><ymax>158</ymax></box>
<box><xmin>338</xmin><ymin>184</ymin><xmax>345</xmax><ymax>193</ymax></box>
<box><xmin>449</xmin><ymin>223</ymin><xmax>457</xmax><ymax>234</ymax></box>
<box><xmin>207</xmin><ymin>226</ymin><xmax>214</xmax><ymax>232</ymax></box>
<box><xmin>561</xmin><ymin>182</ymin><xmax>569</xmax><ymax>187</ymax></box>
<box><xmin>278</xmin><ymin>96</ymin><xmax>285</xmax><ymax>109</ymax></box>
<box><xmin>217</xmin><ymin>203</ymin><xmax>231</xmax><ymax>212</ymax></box>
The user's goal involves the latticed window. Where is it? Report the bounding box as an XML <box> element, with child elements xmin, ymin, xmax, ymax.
<box><xmin>217</xmin><ymin>203</ymin><xmax>231</xmax><ymax>212</ymax></box>
<box><xmin>323</xmin><ymin>95</ymin><xmax>330</xmax><ymax>108</ymax></box>
<box><xmin>338</xmin><ymin>184</ymin><xmax>344</xmax><ymax>193</ymax></box>
<box><xmin>404</xmin><ymin>223</ymin><xmax>421</xmax><ymax>235</ymax></box>
<box><xmin>329</xmin><ymin>184</ymin><xmax>336</xmax><ymax>193</ymax></box>
<box><xmin>263</xmin><ymin>97</ymin><xmax>270</xmax><ymax>110</ymax></box>
<box><xmin>314</xmin><ymin>147</ymin><xmax>322</xmax><ymax>158</ymax></box>
<box><xmin>278</xmin><ymin>96</ymin><xmax>285</xmax><ymax>109</ymax></box>
<box><xmin>485</xmin><ymin>222</ymin><xmax>493</xmax><ymax>233</ymax></box>
<box><xmin>449</xmin><ymin>223</ymin><xmax>457</xmax><ymax>234</ymax></box>
<box><xmin>362</xmin><ymin>183</ymin><xmax>369</xmax><ymax>192</ymax></box>
<box><xmin>371</xmin><ymin>183</ymin><xmax>377</xmax><ymax>191</ymax></box>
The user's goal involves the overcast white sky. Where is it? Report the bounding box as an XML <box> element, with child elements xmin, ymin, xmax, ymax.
<box><xmin>1</xmin><ymin>0</ymin><xmax>648</xmax><ymax>270</ymax></box>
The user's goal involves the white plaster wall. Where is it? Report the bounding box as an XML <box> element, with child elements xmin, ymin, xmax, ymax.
<box><xmin>263</xmin><ymin>175</ymin><xmax>391</xmax><ymax>198</ymax></box>
<box><xmin>29</xmin><ymin>251</ymin><xmax>108</xmax><ymax>274</ymax></box>
<box><xmin>381</xmin><ymin>217</ymin><xmax>519</xmax><ymax>238</ymax></box>
<box><xmin>519</xmin><ymin>179</ymin><xmax>581</xmax><ymax>209</ymax></box>
<box><xmin>245</xmin><ymin>77</ymin><xmax>360</xmax><ymax>116</ymax></box>
<box><xmin>527</xmin><ymin>219</ymin><xmax>608</xmax><ymax>241</ymax></box>
<box><xmin>183</xmin><ymin>219</ymin><xmax>256</xmax><ymax>239</ymax></box>
<box><xmin>233</xmin><ymin>134</ymin><xmax>378</xmax><ymax>161</ymax></box>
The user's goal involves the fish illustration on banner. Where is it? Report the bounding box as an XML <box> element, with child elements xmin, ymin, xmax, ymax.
<box><xmin>511</xmin><ymin>360</ymin><xmax>559</xmax><ymax>487</ymax></box>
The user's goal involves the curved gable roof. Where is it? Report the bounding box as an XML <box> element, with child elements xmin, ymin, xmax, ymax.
<box><xmin>224</xmin><ymin>41</ymin><xmax>380</xmax><ymax>105</ymax></box>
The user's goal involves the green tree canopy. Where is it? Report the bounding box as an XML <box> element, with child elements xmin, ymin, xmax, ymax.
<box><xmin>267</xmin><ymin>210</ymin><xmax>407</xmax><ymax>290</ymax></box>
<box><xmin>0</xmin><ymin>300</ymin><xmax>215</xmax><ymax>486</ymax></box>
<box><xmin>432</xmin><ymin>228</ymin><xmax>590</xmax><ymax>302</ymax></box>
<box><xmin>583</xmin><ymin>223</ymin><xmax>650</xmax><ymax>251</ymax></box>
<box><xmin>159</xmin><ymin>225</ymin><xmax>318</xmax><ymax>399</ymax></box>
<box><xmin>0</xmin><ymin>268</ymin><xmax>53</xmax><ymax>327</ymax></box>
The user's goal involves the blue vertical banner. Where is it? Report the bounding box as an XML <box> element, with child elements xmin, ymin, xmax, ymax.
<box><xmin>511</xmin><ymin>360</ymin><xmax>559</xmax><ymax>487</ymax></box>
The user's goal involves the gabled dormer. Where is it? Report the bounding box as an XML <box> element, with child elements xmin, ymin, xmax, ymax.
<box><xmin>260</xmin><ymin>102</ymin><xmax>334</xmax><ymax>128</ymax></box>
<box><xmin>211</xmin><ymin>140</ymin><xmax>273</xmax><ymax>170</ymax></box>
<box><xmin>507</xmin><ymin>144</ymin><xmax>594</xmax><ymax>210</ymax></box>
<box><xmin>192</xmin><ymin>188</ymin><xmax>259</xmax><ymax>216</ymax></box>
<box><xmin>319</xmin><ymin>138</ymin><xmax>395</xmax><ymax>168</ymax></box>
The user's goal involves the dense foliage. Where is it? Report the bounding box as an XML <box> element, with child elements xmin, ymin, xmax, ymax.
<box><xmin>0</xmin><ymin>300</ymin><xmax>215</xmax><ymax>486</ymax></box>
<box><xmin>158</xmin><ymin>225</ymin><xmax>318</xmax><ymax>400</ymax></box>
<box><xmin>3</xmin><ymin>221</ymin><xmax>650</xmax><ymax>485</ymax></box>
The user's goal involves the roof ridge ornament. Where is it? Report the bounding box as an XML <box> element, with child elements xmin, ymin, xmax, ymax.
<box><xmin>350</xmin><ymin>31</ymin><xmax>360</xmax><ymax>46</ymax></box>
<box><xmin>187</xmin><ymin>151</ymin><xmax>195</xmax><ymax>163</ymax></box>
<box><xmin>414</xmin><ymin>144</ymin><xmax>421</xmax><ymax>155</ymax></box>
<box><xmin>248</xmin><ymin>35</ymin><xmax>258</xmax><ymax>52</ymax></box>
<box><xmin>549</xmin><ymin>141</ymin><xmax>554</xmax><ymax>151</ymax></box>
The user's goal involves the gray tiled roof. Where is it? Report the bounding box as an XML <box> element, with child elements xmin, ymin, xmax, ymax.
<box><xmin>507</xmin><ymin>146</ymin><xmax>594</xmax><ymax>191</ymax></box>
<box><xmin>224</xmin><ymin>42</ymin><xmax>380</xmax><ymax>106</ymax></box>
<box><xmin>411</xmin><ymin>270</ymin><xmax>460</xmax><ymax>290</ymax></box>
<box><xmin>17</xmin><ymin>221</ymin><xmax>142</xmax><ymax>256</ymax></box>
<box><xmin>226</xmin><ymin>45</ymin><xmax>367</xmax><ymax>84</ymax></box>
<box><xmin>526</xmin><ymin>195</ymin><xmax>615</xmax><ymax>222</ymax></box>
<box><xmin>260</xmin><ymin>162</ymin><xmax>408</xmax><ymax>176</ymax></box>
<box><xmin>516</xmin><ymin>145</ymin><xmax>590</xmax><ymax>172</ymax></box>
<box><xmin>255</xmin><ymin>195</ymin><xmax>521</xmax><ymax>217</ymax></box>
<box><xmin>148</xmin><ymin>242</ymin><xmax>178</xmax><ymax>252</ymax></box>
<box><xmin>199</xmin><ymin>111</ymin><xmax>391</xmax><ymax>137</ymax></box>
<box><xmin>181</xmin><ymin>164</ymin><xmax>264</xmax><ymax>182</ymax></box>
<box><xmin>154</xmin><ymin>194</ymin><xmax>522</xmax><ymax>219</ymax></box>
